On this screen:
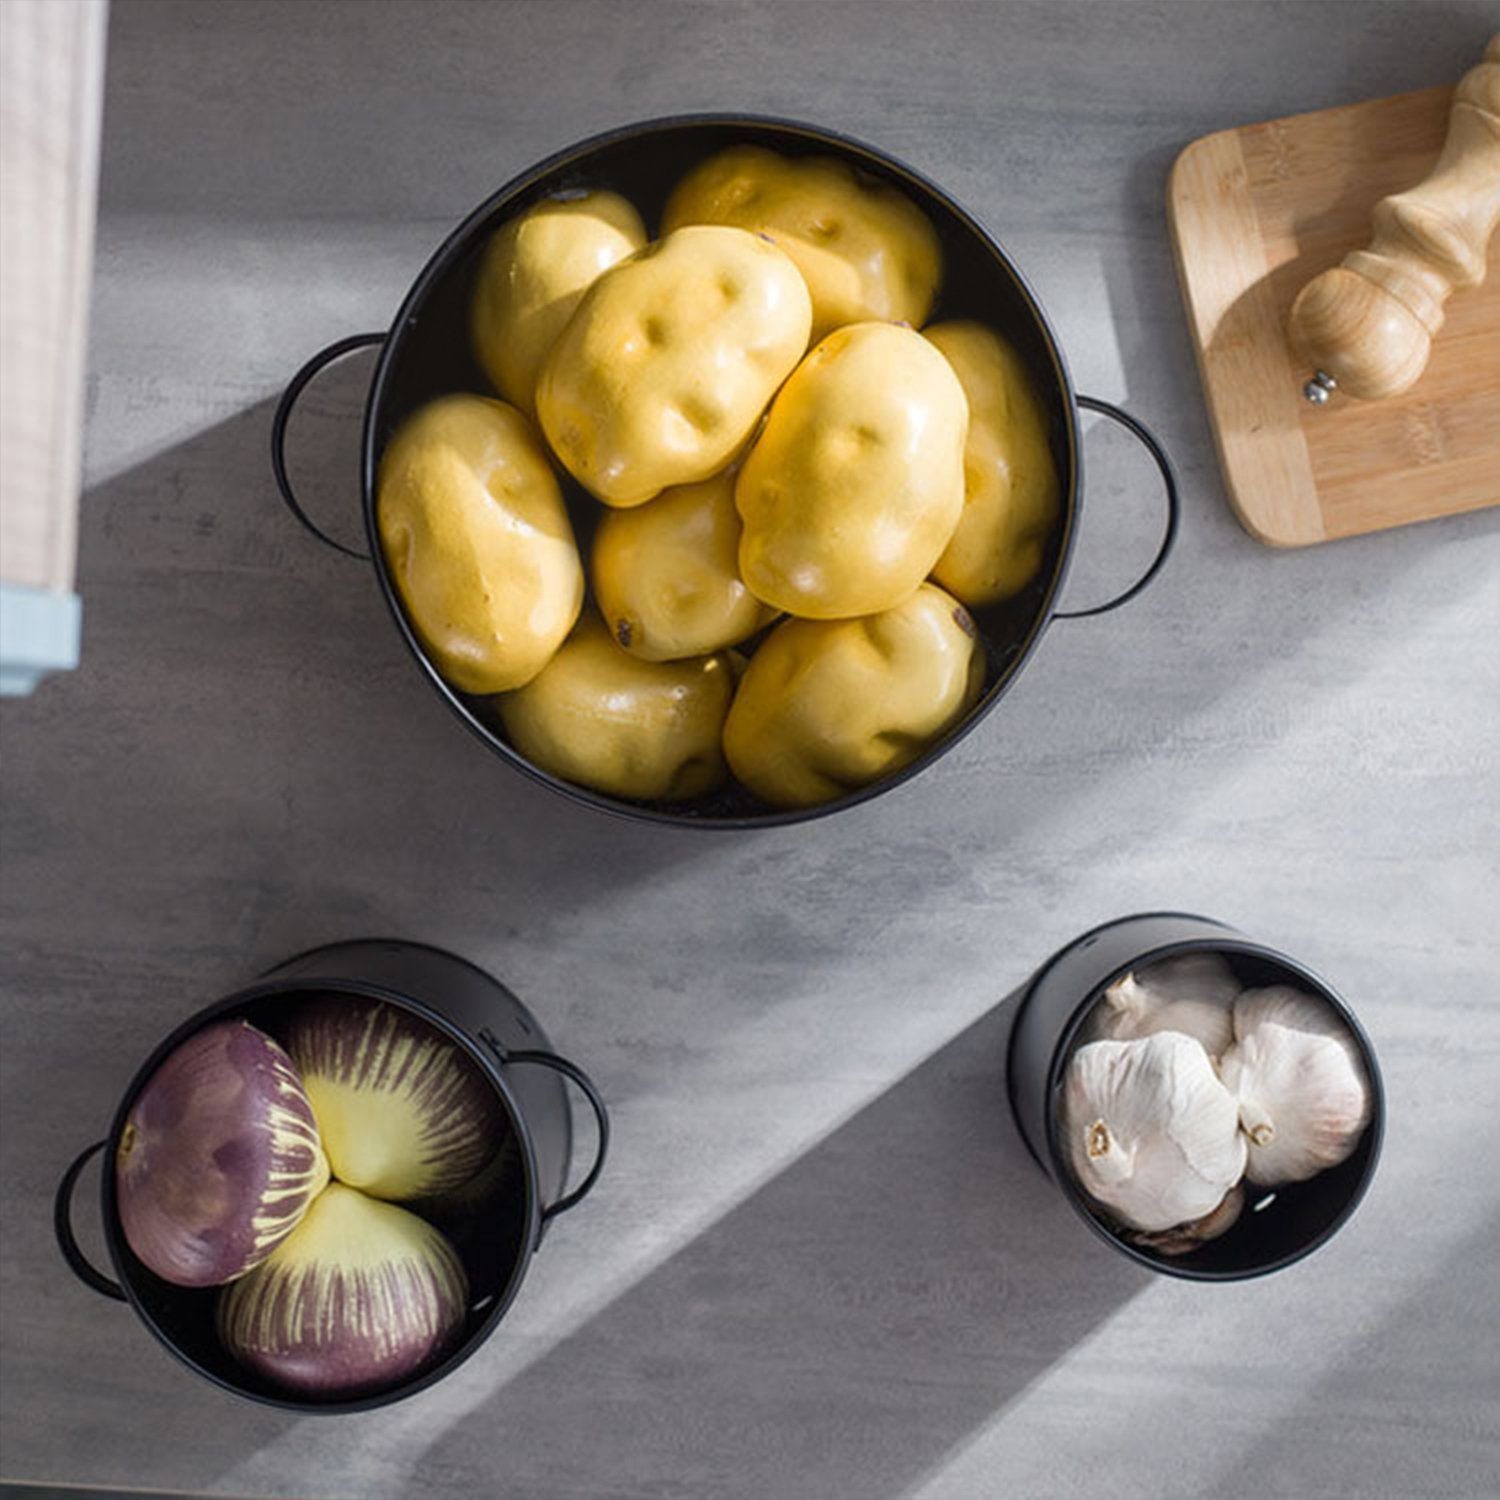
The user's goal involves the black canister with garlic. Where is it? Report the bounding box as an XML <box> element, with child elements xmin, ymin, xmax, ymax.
<box><xmin>1008</xmin><ymin>913</ymin><xmax>1384</xmax><ymax>1280</ymax></box>
<box><xmin>1063</xmin><ymin>957</ymin><xmax>1373</xmax><ymax>1257</ymax></box>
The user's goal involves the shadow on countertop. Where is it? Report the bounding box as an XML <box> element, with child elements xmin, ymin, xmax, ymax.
<box><xmin>1</xmin><ymin>348</ymin><xmax>718</xmax><ymax>994</ymax></box>
<box><xmin>399</xmin><ymin>992</ymin><xmax>1151</xmax><ymax>1500</ymax></box>
<box><xmin>1204</xmin><ymin>1209</ymin><xmax>1500</xmax><ymax>1499</ymax></box>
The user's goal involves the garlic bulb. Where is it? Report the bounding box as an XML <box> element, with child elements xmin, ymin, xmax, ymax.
<box><xmin>1130</xmin><ymin>1185</ymin><xmax>1244</xmax><ymax>1257</ymax></box>
<box><xmin>1086</xmin><ymin>952</ymin><xmax>1240</xmax><ymax>1058</ymax></box>
<box><xmin>1219</xmin><ymin>986</ymin><xmax>1371</xmax><ymax>1185</ymax></box>
<box><xmin>1061</xmin><ymin>1032</ymin><xmax>1247</xmax><ymax>1233</ymax></box>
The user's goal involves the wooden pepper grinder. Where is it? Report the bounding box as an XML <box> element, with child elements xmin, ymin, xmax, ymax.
<box><xmin>1289</xmin><ymin>35</ymin><xmax>1500</xmax><ymax>405</ymax></box>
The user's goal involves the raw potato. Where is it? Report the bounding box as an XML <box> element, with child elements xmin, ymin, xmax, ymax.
<box><xmin>736</xmin><ymin>322</ymin><xmax>969</xmax><ymax>618</ymax></box>
<box><xmin>722</xmin><ymin>583</ymin><xmax>984</xmax><ymax>808</ymax></box>
<box><xmin>498</xmin><ymin>613</ymin><xmax>737</xmax><ymax>801</ymax></box>
<box><xmin>377</xmin><ymin>396</ymin><xmax>583</xmax><ymax>695</ymax></box>
<box><xmin>471</xmin><ymin>191</ymin><xmax>647</xmax><ymax>415</ymax></box>
<box><xmin>663</xmin><ymin>145</ymin><xmax>942</xmax><ymax>338</ymax></box>
<box><xmin>927</xmin><ymin>322</ymin><xmax>1060</xmax><ymax>606</ymax></box>
<box><xmin>536</xmin><ymin>225</ymin><xmax>813</xmax><ymax>508</ymax></box>
<box><xmin>592</xmin><ymin>467</ymin><xmax>775</xmax><ymax>662</ymax></box>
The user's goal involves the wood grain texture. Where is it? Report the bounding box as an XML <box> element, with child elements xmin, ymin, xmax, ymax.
<box><xmin>1286</xmin><ymin>36</ymin><xmax>1500</xmax><ymax>401</ymax></box>
<box><xmin>0</xmin><ymin>0</ymin><xmax>107</xmax><ymax>593</ymax></box>
<box><xmin>1170</xmin><ymin>83</ymin><xmax>1500</xmax><ymax>548</ymax></box>
<box><xmin>1</xmin><ymin>4</ymin><xmax>1498</xmax><ymax>1499</ymax></box>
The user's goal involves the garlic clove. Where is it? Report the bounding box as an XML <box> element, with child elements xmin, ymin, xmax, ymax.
<box><xmin>1061</xmin><ymin>1032</ymin><xmax>1247</xmax><ymax>1234</ymax></box>
<box><xmin>1219</xmin><ymin>985</ymin><xmax>1371</xmax><ymax>1186</ymax></box>
<box><xmin>1086</xmin><ymin>952</ymin><xmax>1239</xmax><ymax>1059</ymax></box>
<box><xmin>1129</xmin><ymin>1184</ymin><xmax>1245</xmax><ymax>1257</ymax></box>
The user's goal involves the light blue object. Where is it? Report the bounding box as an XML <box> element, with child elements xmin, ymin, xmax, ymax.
<box><xmin>0</xmin><ymin>583</ymin><xmax>82</xmax><ymax>696</ymax></box>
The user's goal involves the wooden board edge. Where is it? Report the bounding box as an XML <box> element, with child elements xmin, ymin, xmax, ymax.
<box><xmin>1228</xmin><ymin>79</ymin><xmax>1455</xmax><ymax>146</ymax></box>
<box><xmin>1167</xmin><ymin>130</ymin><xmax>1327</xmax><ymax>548</ymax></box>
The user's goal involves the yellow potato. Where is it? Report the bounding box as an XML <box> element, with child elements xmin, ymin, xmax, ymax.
<box><xmin>736</xmin><ymin>322</ymin><xmax>968</xmax><ymax>619</ymax></box>
<box><xmin>376</xmin><ymin>395</ymin><xmax>582</xmax><ymax>695</ymax></box>
<box><xmin>663</xmin><ymin>145</ymin><xmax>942</xmax><ymax>338</ymax></box>
<box><xmin>592</xmin><ymin>467</ymin><xmax>775</xmax><ymax>663</ymax></box>
<box><xmin>536</xmin><ymin>225</ymin><xmax>812</xmax><ymax>508</ymax></box>
<box><xmin>498</xmin><ymin>613</ymin><xmax>737</xmax><ymax>801</ymax></box>
<box><xmin>470</xmin><ymin>191</ymin><xmax>646</xmax><ymax>416</ymax></box>
<box><xmin>722</xmin><ymin>583</ymin><xmax>985</xmax><ymax>809</ymax></box>
<box><xmin>926</xmin><ymin>322</ymin><xmax>1061</xmax><ymax>606</ymax></box>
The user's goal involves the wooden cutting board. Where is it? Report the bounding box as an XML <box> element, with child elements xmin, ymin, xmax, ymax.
<box><xmin>1168</xmin><ymin>84</ymin><xmax>1500</xmax><ymax>548</ymax></box>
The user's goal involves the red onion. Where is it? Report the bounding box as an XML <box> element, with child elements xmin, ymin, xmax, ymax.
<box><xmin>283</xmin><ymin>997</ymin><xmax>504</xmax><ymax>1201</ymax></box>
<box><xmin>115</xmin><ymin>1019</ymin><xmax>329</xmax><ymax>1286</ymax></box>
<box><xmin>217</xmin><ymin>1182</ymin><xmax>467</xmax><ymax>1398</ymax></box>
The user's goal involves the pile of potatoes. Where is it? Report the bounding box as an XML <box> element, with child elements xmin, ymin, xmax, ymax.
<box><xmin>376</xmin><ymin>145</ymin><xmax>1060</xmax><ymax>810</ymax></box>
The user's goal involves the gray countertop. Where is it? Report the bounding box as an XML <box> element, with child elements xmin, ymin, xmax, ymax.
<box><xmin>2</xmin><ymin>2</ymin><xmax>1498</xmax><ymax>1497</ymax></box>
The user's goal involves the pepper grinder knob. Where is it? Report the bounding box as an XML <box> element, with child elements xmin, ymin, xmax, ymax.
<box><xmin>1289</xmin><ymin>34</ymin><xmax>1500</xmax><ymax>405</ymax></box>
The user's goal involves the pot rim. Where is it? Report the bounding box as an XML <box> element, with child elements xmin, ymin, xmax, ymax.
<box><xmin>356</xmin><ymin>110</ymin><xmax>1085</xmax><ymax>830</ymax></box>
<box><xmin>1024</xmin><ymin>912</ymin><xmax>1387</xmax><ymax>1283</ymax></box>
<box><xmin>99</xmin><ymin>968</ymin><xmax>547</xmax><ymax>1413</ymax></box>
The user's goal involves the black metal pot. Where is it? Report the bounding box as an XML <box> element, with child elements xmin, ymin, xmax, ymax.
<box><xmin>54</xmin><ymin>939</ymin><xmax>608</xmax><ymax>1411</ymax></box>
<box><xmin>1007</xmin><ymin>912</ymin><xmax>1385</xmax><ymax>1281</ymax></box>
<box><xmin>271</xmin><ymin>114</ymin><xmax>1180</xmax><ymax>828</ymax></box>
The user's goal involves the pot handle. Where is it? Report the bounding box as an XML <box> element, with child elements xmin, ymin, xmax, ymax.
<box><xmin>503</xmin><ymin>1049</ymin><xmax>610</xmax><ymax>1223</ymax></box>
<box><xmin>1052</xmin><ymin>395</ymin><xmax>1180</xmax><ymax>620</ymax></box>
<box><xmin>55</xmin><ymin>1140</ymin><xmax>126</xmax><ymax>1301</ymax></box>
<box><xmin>270</xmin><ymin>332</ymin><xmax>384</xmax><ymax>561</ymax></box>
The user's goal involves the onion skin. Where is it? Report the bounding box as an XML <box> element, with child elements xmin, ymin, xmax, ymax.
<box><xmin>217</xmin><ymin>1182</ymin><xmax>468</xmax><ymax>1398</ymax></box>
<box><xmin>283</xmin><ymin>997</ymin><xmax>505</xmax><ymax>1202</ymax></box>
<box><xmin>115</xmin><ymin>1019</ymin><xmax>329</xmax><ymax>1287</ymax></box>
<box><xmin>1128</xmin><ymin>1185</ymin><xmax>1246</xmax><ymax>1257</ymax></box>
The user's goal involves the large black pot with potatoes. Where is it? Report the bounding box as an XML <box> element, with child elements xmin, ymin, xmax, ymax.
<box><xmin>272</xmin><ymin>116</ymin><xmax>1179</xmax><ymax>828</ymax></box>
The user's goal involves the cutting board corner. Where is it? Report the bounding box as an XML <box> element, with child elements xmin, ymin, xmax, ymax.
<box><xmin>1168</xmin><ymin>84</ymin><xmax>1500</xmax><ymax>548</ymax></box>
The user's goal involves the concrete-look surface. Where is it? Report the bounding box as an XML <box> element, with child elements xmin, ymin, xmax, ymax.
<box><xmin>2</xmin><ymin>3</ymin><xmax>1497</xmax><ymax>1497</ymax></box>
